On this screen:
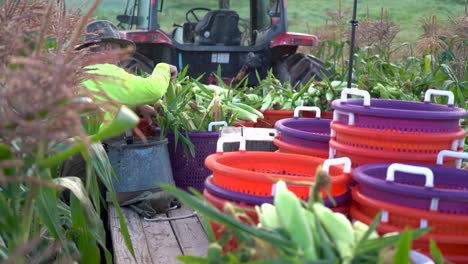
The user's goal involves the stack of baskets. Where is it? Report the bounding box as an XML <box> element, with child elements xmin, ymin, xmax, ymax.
<box><xmin>203</xmin><ymin>137</ymin><xmax>353</xmax><ymax>216</ymax></box>
<box><xmin>274</xmin><ymin>106</ymin><xmax>331</xmax><ymax>158</ymax></box>
<box><xmin>351</xmin><ymin>151</ymin><xmax>468</xmax><ymax>263</ymax></box>
<box><xmin>203</xmin><ymin>136</ymin><xmax>354</xmax><ymax>250</ymax></box>
<box><xmin>330</xmin><ymin>88</ymin><xmax>467</xmax><ymax>167</ymax></box>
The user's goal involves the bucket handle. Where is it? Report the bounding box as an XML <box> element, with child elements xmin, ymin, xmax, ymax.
<box><xmin>437</xmin><ymin>150</ymin><xmax>468</xmax><ymax>169</ymax></box>
<box><xmin>340</xmin><ymin>88</ymin><xmax>371</xmax><ymax>106</ymax></box>
<box><xmin>424</xmin><ymin>89</ymin><xmax>455</xmax><ymax>106</ymax></box>
<box><xmin>216</xmin><ymin>136</ymin><xmax>246</xmax><ymax>153</ymax></box>
<box><xmin>323</xmin><ymin>157</ymin><xmax>351</xmax><ymax>174</ymax></box>
<box><xmin>293</xmin><ymin>106</ymin><xmax>321</xmax><ymax>118</ymax></box>
<box><xmin>208</xmin><ymin>121</ymin><xmax>228</xmax><ymax>132</ymax></box>
<box><xmin>386</xmin><ymin>163</ymin><xmax>434</xmax><ymax>188</ymax></box>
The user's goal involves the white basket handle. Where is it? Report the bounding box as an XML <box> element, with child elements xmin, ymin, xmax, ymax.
<box><xmin>424</xmin><ymin>89</ymin><xmax>455</xmax><ymax>106</ymax></box>
<box><xmin>328</xmin><ymin>147</ymin><xmax>336</xmax><ymax>159</ymax></box>
<box><xmin>293</xmin><ymin>106</ymin><xmax>321</xmax><ymax>118</ymax></box>
<box><xmin>386</xmin><ymin>163</ymin><xmax>434</xmax><ymax>188</ymax></box>
<box><xmin>340</xmin><ymin>88</ymin><xmax>371</xmax><ymax>106</ymax></box>
<box><xmin>437</xmin><ymin>150</ymin><xmax>468</xmax><ymax>169</ymax></box>
<box><xmin>208</xmin><ymin>121</ymin><xmax>228</xmax><ymax>132</ymax></box>
<box><xmin>333</xmin><ymin>110</ymin><xmax>355</xmax><ymax>126</ymax></box>
<box><xmin>322</xmin><ymin>157</ymin><xmax>352</xmax><ymax>174</ymax></box>
<box><xmin>216</xmin><ymin>136</ymin><xmax>246</xmax><ymax>153</ymax></box>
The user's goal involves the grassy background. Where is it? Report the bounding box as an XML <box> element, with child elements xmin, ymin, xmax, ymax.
<box><xmin>73</xmin><ymin>0</ymin><xmax>467</xmax><ymax>44</ymax></box>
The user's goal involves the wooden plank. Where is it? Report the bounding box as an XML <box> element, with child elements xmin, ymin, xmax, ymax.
<box><xmin>141</xmin><ymin>212</ymin><xmax>183</xmax><ymax>264</ymax></box>
<box><xmin>168</xmin><ymin>205</ymin><xmax>209</xmax><ymax>256</ymax></box>
<box><xmin>109</xmin><ymin>205</ymin><xmax>152</xmax><ymax>264</ymax></box>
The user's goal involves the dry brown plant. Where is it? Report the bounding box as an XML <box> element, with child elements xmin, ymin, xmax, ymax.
<box><xmin>446</xmin><ymin>15</ymin><xmax>467</xmax><ymax>81</ymax></box>
<box><xmin>0</xmin><ymin>0</ymin><xmax>130</xmax><ymax>156</ymax></box>
<box><xmin>355</xmin><ymin>8</ymin><xmax>400</xmax><ymax>54</ymax></box>
<box><xmin>415</xmin><ymin>15</ymin><xmax>447</xmax><ymax>55</ymax></box>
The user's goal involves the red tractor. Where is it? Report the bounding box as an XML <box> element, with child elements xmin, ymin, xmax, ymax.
<box><xmin>114</xmin><ymin>0</ymin><xmax>329</xmax><ymax>86</ymax></box>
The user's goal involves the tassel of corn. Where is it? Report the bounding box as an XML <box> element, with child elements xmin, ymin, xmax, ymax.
<box><xmin>274</xmin><ymin>180</ymin><xmax>317</xmax><ymax>260</ymax></box>
<box><xmin>313</xmin><ymin>203</ymin><xmax>355</xmax><ymax>262</ymax></box>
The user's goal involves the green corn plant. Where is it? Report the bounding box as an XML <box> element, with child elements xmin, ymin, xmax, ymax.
<box><xmin>0</xmin><ymin>1</ymin><xmax>136</xmax><ymax>263</ymax></box>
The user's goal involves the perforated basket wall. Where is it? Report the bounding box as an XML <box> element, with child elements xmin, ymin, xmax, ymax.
<box><xmin>332</xmin><ymin>121</ymin><xmax>465</xmax><ymax>155</ymax></box>
<box><xmin>331</xmin><ymin>98</ymin><xmax>467</xmax><ymax>133</ymax></box>
<box><xmin>353</xmin><ymin>163</ymin><xmax>468</xmax><ymax>214</ymax></box>
<box><xmin>167</xmin><ymin>131</ymin><xmax>219</xmax><ymax>192</ymax></box>
<box><xmin>330</xmin><ymin>139</ymin><xmax>459</xmax><ymax>168</ymax></box>
<box><xmin>204</xmin><ymin>175</ymin><xmax>351</xmax><ymax>208</ymax></box>
<box><xmin>273</xmin><ymin>137</ymin><xmax>329</xmax><ymax>158</ymax></box>
<box><xmin>351</xmin><ymin>187</ymin><xmax>468</xmax><ymax>237</ymax></box>
<box><xmin>275</xmin><ymin>117</ymin><xmax>330</xmax><ymax>149</ymax></box>
<box><xmin>351</xmin><ymin>187</ymin><xmax>468</xmax><ymax>263</ymax></box>
<box><xmin>205</xmin><ymin>151</ymin><xmax>351</xmax><ymax>199</ymax></box>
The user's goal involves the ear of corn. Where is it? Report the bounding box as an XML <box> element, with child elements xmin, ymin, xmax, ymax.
<box><xmin>313</xmin><ymin>203</ymin><xmax>355</xmax><ymax>262</ymax></box>
<box><xmin>353</xmin><ymin>221</ymin><xmax>379</xmax><ymax>243</ymax></box>
<box><xmin>274</xmin><ymin>181</ymin><xmax>317</xmax><ymax>260</ymax></box>
<box><xmin>255</xmin><ymin>203</ymin><xmax>280</xmax><ymax>229</ymax></box>
<box><xmin>229</xmin><ymin>102</ymin><xmax>264</xmax><ymax>119</ymax></box>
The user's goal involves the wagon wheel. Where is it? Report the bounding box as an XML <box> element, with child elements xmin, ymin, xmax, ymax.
<box><xmin>272</xmin><ymin>53</ymin><xmax>331</xmax><ymax>90</ymax></box>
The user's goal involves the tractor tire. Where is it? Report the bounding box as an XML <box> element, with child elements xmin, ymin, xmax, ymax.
<box><xmin>120</xmin><ymin>52</ymin><xmax>154</xmax><ymax>75</ymax></box>
<box><xmin>272</xmin><ymin>53</ymin><xmax>330</xmax><ymax>89</ymax></box>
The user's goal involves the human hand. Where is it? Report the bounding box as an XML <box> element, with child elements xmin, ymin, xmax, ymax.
<box><xmin>137</xmin><ymin>104</ymin><xmax>157</xmax><ymax>124</ymax></box>
<box><xmin>169</xmin><ymin>65</ymin><xmax>178</xmax><ymax>81</ymax></box>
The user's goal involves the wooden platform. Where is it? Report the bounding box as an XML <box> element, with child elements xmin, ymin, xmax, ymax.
<box><xmin>109</xmin><ymin>204</ymin><xmax>209</xmax><ymax>264</ymax></box>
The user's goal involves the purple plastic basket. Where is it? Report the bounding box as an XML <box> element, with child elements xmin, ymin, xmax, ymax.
<box><xmin>166</xmin><ymin>131</ymin><xmax>219</xmax><ymax>193</ymax></box>
<box><xmin>275</xmin><ymin>106</ymin><xmax>331</xmax><ymax>149</ymax></box>
<box><xmin>204</xmin><ymin>176</ymin><xmax>350</xmax><ymax>208</ymax></box>
<box><xmin>353</xmin><ymin>152</ymin><xmax>468</xmax><ymax>214</ymax></box>
<box><xmin>331</xmin><ymin>89</ymin><xmax>468</xmax><ymax>133</ymax></box>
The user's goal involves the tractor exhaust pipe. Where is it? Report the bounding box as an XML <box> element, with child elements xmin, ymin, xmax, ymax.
<box><xmin>347</xmin><ymin>0</ymin><xmax>359</xmax><ymax>88</ymax></box>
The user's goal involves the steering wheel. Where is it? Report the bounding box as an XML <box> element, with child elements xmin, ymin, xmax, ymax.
<box><xmin>185</xmin><ymin>7</ymin><xmax>211</xmax><ymax>24</ymax></box>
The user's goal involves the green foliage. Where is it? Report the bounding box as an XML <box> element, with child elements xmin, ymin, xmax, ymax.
<box><xmin>160</xmin><ymin>179</ymin><xmax>431</xmax><ymax>263</ymax></box>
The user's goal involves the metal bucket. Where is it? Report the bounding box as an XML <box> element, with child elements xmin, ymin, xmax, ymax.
<box><xmin>107</xmin><ymin>138</ymin><xmax>174</xmax><ymax>193</ymax></box>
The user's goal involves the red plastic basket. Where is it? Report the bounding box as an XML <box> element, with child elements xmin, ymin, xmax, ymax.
<box><xmin>330</xmin><ymin>139</ymin><xmax>460</xmax><ymax>168</ymax></box>
<box><xmin>351</xmin><ymin>205</ymin><xmax>468</xmax><ymax>264</ymax></box>
<box><xmin>205</xmin><ymin>137</ymin><xmax>352</xmax><ymax>199</ymax></box>
<box><xmin>273</xmin><ymin>136</ymin><xmax>329</xmax><ymax>158</ymax></box>
<box><xmin>331</xmin><ymin>121</ymin><xmax>465</xmax><ymax>155</ymax></box>
<box><xmin>254</xmin><ymin>110</ymin><xmax>294</xmax><ymax>128</ymax></box>
<box><xmin>255</xmin><ymin>109</ymin><xmax>333</xmax><ymax>128</ymax></box>
<box><xmin>233</xmin><ymin>120</ymin><xmax>256</xmax><ymax>127</ymax></box>
<box><xmin>350</xmin><ymin>187</ymin><xmax>468</xmax><ymax>239</ymax></box>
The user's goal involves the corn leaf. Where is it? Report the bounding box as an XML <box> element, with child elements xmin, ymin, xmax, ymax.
<box><xmin>429</xmin><ymin>239</ymin><xmax>444</xmax><ymax>264</ymax></box>
<box><xmin>393</xmin><ymin>228</ymin><xmax>411</xmax><ymax>263</ymax></box>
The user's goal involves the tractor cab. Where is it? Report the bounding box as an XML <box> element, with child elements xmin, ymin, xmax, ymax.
<box><xmin>114</xmin><ymin>0</ymin><xmax>327</xmax><ymax>86</ymax></box>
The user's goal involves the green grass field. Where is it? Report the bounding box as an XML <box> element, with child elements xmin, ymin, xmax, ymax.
<box><xmin>73</xmin><ymin>0</ymin><xmax>467</xmax><ymax>44</ymax></box>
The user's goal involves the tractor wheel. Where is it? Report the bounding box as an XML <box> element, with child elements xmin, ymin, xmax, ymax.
<box><xmin>272</xmin><ymin>53</ymin><xmax>330</xmax><ymax>89</ymax></box>
<box><xmin>120</xmin><ymin>52</ymin><xmax>154</xmax><ymax>75</ymax></box>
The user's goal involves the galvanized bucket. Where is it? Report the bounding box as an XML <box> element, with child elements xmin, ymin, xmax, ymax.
<box><xmin>107</xmin><ymin>138</ymin><xmax>174</xmax><ymax>193</ymax></box>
